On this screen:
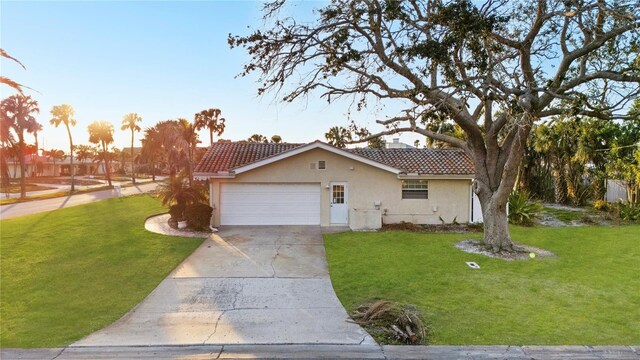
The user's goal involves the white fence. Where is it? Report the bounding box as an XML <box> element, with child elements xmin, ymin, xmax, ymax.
<box><xmin>606</xmin><ymin>179</ymin><xmax>628</xmax><ymax>203</ymax></box>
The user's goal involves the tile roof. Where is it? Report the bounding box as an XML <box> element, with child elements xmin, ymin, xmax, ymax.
<box><xmin>194</xmin><ymin>142</ymin><xmax>305</xmax><ymax>174</ymax></box>
<box><xmin>194</xmin><ymin>142</ymin><xmax>475</xmax><ymax>175</ymax></box>
<box><xmin>347</xmin><ymin>148</ymin><xmax>474</xmax><ymax>175</ymax></box>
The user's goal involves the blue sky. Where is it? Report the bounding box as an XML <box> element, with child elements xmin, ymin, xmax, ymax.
<box><xmin>1</xmin><ymin>0</ymin><xmax>417</xmax><ymax>151</ymax></box>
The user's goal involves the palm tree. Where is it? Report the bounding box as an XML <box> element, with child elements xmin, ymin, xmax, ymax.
<box><xmin>1</xmin><ymin>49</ymin><xmax>27</xmax><ymax>94</ymax></box>
<box><xmin>31</xmin><ymin>123</ymin><xmax>43</xmax><ymax>177</ymax></box>
<box><xmin>271</xmin><ymin>135</ymin><xmax>282</xmax><ymax>143</ymax></box>
<box><xmin>194</xmin><ymin>108</ymin><xmax>225</xmax><ymax>146</ymax></box>
<box><xmin>0</xmin><ymin>108</ymin><xmax>16</xmax><ymax>187</ymax></box>
<box><xmin>121</xmin><ymin>113</ymin><xmax>142</xmax><ymax>184</ymax></box>
<box><xmin>247</xmin><ymin>134</ymin><xmax>268</xmax><ymax>143</ymax></box>
<box><xmin>88</xmin><ymin>120</ymin><xmax>114</xmax><ymax>186</ymax></box>
<box><xmin>178</xmin><ymin>118</ymin><xmax>199</xmax><ymax>187</ymax></box>
<box><xmin>324</xmin><ymin>126</ymin><xmax>351</xmax><ymax>148</ymax></box>
<box><xmin>0</xmin><ymin>95</ymin><xmax>40</xmax><ymax>198</ymax></box>
<box><xmin>75</xmin><ymin>144</ymin><xmax>95</xmax><ymax>175</ymax></box>
<box><xmin>43</xmin><ymin>149</ymin><xmax>65</xmax><ymax>175</ymax></box>
<box><xmin>50</xmin><ymin>104</ymin><xmax>77</xmax><ymax>191</ymax></box>
<box><xmin>141</xmin><ymin>127</ymin><xmax>162</xmax><ymax>181</ymax></box>
<box><xmin>157</xmin><ymin>175</ymin><xmax>206</xmax><ymax>207</ymax></box>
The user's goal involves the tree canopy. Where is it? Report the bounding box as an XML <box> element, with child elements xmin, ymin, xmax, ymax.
<box><xmin>231</xmin><ymin>0</ymin><xmax>639</xmax><ymax>252</ymax></box>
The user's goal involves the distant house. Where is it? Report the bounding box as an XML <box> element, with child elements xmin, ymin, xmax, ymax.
<box><xmin>385</xmin><ymin>138</ymin><xmax>414</xmax><ymax>149</ymax></box>
<box><xmin>4</xmin><ymin>155</ymin><xmax>114</xmax><ymax>178</ymax></box>
<box><xmin>195</xmin><ymin>141</ymin><xmax>479</xmax><ymax>230</ymax></box>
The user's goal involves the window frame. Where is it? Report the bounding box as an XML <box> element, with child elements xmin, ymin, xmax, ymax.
<box><xmin>318</xmin><ymin>160</ymin><xmax>326</xmax><ymax>170</ymax></box>
<box><xmin>401</xmin><ymin>179</ymin><xmax>429</xmax><ymax>199</ymax></box>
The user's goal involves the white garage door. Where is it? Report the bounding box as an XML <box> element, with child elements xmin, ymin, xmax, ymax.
<box><xmin>220</xmin><ymin>183</ymin><xmax>321</xmax><ymax>225</ymax></box>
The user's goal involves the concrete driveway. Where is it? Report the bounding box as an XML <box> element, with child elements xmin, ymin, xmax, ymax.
<box><xmin>73</xmin><ymin>226</ymin><xmax>374</xmax><ymax>346</ymax></box>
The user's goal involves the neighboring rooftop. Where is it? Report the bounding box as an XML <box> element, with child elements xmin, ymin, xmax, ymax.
<box><xmin>194</xmin><ymin>141</ymin><xmax>474</xmax><ymax>175</ymax></box>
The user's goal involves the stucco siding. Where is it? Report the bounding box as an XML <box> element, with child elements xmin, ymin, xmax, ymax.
<box><xmin>208</xmin><ymin>148</ymin><xmax>472</xmax><ymax>228</ymax></box>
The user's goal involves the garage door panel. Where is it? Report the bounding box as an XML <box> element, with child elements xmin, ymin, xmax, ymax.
<box><xmin>221</xmin><ymin>184</ymin><xmax>320</xmax><ymax>225</ymax></box>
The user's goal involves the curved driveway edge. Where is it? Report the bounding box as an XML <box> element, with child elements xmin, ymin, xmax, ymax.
<box><xmin>72</xmin><ymin>226</ymin><xmax>374</xmax><ymax>346</ymax></box>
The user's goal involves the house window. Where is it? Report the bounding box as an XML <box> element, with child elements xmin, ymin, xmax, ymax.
<box><xmin>402</xmin><ymin>180</ymin><xmax>428</xmax><ymax>199</ymax></box>
<box><xmin>318</xmin><ymin>160</ymin><xmax>326</xmax><ymax>170</ymax></box>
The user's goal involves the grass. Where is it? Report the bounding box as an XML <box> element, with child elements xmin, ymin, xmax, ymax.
<box><xmin>324</xmin><ymin>225</ymin><xmax>640</xmax><ymax>345</ymax></box>
<box><xmin>0</xmin><ymin>195</ymin><xmax>203</xmax><ymax>348</ymax></box>
<box><xmin>542</xmin><ymin>207</ymin><xmax>587</xmax><ymax>223</ymax></box>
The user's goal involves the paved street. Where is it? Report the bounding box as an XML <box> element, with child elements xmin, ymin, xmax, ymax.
<box><xmin>0</xmin><ymin>182</ymin><xmax>159</xmax><ymax>219</ymax></box>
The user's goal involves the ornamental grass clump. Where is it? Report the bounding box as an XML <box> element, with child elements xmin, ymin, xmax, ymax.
<box><xmin>508</xmin><ymin>190</ymin><xmax>543</xmax><ymax>226</ymax></box>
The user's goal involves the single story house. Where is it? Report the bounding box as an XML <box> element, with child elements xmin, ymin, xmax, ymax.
<box><xmin>194</xmin><ymin>141</ymin><xmax>480</xmax><ymax>230</ymax></box>
<box><xmin>4</xmin><ymin>155</ymin><xmax>111</xmax><ymax>178</ymax></box>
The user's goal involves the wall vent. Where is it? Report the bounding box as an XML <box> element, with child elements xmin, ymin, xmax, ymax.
<box><xmin>309</xmin><ymin>162</ymin><xmax>316</xmax><ymax>170</ymax></box>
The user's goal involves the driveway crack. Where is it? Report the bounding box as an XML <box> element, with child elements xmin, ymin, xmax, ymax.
<box><xmin>270</xmin><ymin>244</ymin><xmax>283</xmax><ymax>278</ymax></box>
<box><xmin>51</xmin><ymin>347</ymin><xmax>67</xmax><ymax>360</ymax></box>
<box><xmin>232</xmin><ymin>281</ymin><xmax>244</xmax><ymax>309</ymax></box>
<box><xmin>203</xmin><ymin>310</ymin><xmax>226</xmax><ymax>344</ymax></box>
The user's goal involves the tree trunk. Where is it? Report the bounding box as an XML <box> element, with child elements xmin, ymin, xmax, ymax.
<box><xmin>0</xmin><ymin>147</ymin><xmax>10</xmax><ymax>188</ymax></box>
<box><xmin>480</xmin><ymin>196</ymin><xmax>513</xmax><ymax>252</ymax></box>
<box><xmin>151</xmin><ymin>158</ymin><xmax>156</xmax><ymax>181</ymax></box>
<box><xmin>66</xmin><ymin>124</ymin><xmax>75</xmax><ymax>192</ymax></box>
<box><xmin>131</xmin><ymin>130</ymin><xmax>136</xmax><ymax>184</ymax></box>
<box><xmin>552</xmin><ymin>165</ymin><xmax>566</xmax><ymax>204</ymax></box>
<box><xmin>210</xmin><ymin>130</ymin><xmax>213</xmax><ymax>146</ymax></box>
<box><xmin>18</xmin><ymin>134</ymin><xmax>26</xmax><ymax>199</ymax></box>
<box><xmin>469</xmin><ymin>114</ymin><xmax>532</xmax><ymax>253</ymax></box>
<box><xmin>33</xmin><ymin>133</ymin><xmax>39</xmax><ymax>179</ymax></box>
<box><xmin>102</xmin><ymin>142</ymin><xmax>112</xmax><ymax>187</ymax></box>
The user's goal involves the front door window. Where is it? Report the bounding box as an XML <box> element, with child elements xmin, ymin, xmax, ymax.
<box><xmin>332</xmin><ymin>185</ymin><xmax>345</xmax><ymax>204</ymax></box>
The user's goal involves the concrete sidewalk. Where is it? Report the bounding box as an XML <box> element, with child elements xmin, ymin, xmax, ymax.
<box><xmin>3</xmin><ymin>345</ymin><xmax>638</xmax><ymax>359</ymax></box>
<box><xmin>0</xmin><ymin>182</ymin><xmax>159</xmax><ymax>219</ymax></box>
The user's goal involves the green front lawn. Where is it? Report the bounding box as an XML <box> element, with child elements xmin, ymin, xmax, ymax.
<box><xmin>325</xmin><ymin>226</ymin><xmax>640</xmax><ymax>345</ymax></box>
<box><xmin>0</xmin><ymin>195</ymin><xmax>203</xmax><ymax>348</ymax></box>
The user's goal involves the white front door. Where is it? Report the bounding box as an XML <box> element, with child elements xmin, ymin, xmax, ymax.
<box><xmin>330</xmin><ymin>182</ymin><xmax>348</xmax><ymax>224</ymax></box>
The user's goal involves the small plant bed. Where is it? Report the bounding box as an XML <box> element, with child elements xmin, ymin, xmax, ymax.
<box><xmin>352</xmin><ymin>300</ymin><xmax>427</xmax><ymax>345</ymax></box>
<box><xmin>454</xmin><ymin>239</ymin><xmax>556</xmax><ymax>261</ymax></box>
<box><xmin>1</xmin><ymin>183</ymin><xmax>57</xmax><ymax>193</ymax></box>
<box><xmin>381</xmin><ymin>221</ymin><xmax>483</xmax><ymax>233</ymax></box>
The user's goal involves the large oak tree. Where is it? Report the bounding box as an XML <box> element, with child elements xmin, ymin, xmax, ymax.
<box><xmin>230</xmin><ymin>0</ymin><xmax>639</xmax><ymax>252</ymax></box>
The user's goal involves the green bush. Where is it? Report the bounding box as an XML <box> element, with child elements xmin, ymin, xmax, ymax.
<box><xmin>185</xmin><ymin>203</ymin><xmax>213</xmax><ymax>231</ymax></box>
<box><xmin>593</xmin><ymin>199</ymin><xmax>609</xmax><ymax>211</ymax></box>
<box><xmin>508</xmin><ymin>191</ymin><xmax>543</xmax><ymax>226</ymax></box>
<box><xmin>168</xmin><ymin>204</ymin><xmax>185</xmax><ymax>221</ymax></box>
<box><xmin>609</xmin><ymin>202</ymin><xmax>640</xmax><ymax>222</ymax></box>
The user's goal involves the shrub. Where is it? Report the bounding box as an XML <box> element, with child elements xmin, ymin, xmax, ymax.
<box><xmin>185</xmin><ymin>203</ymin><xmax>213</xmax><ymax>231</ymax></box>
<box><xmin>168</xmin><ymin>204</ymin><xmax>185</xmax><ymax>221</ymax></box>
<box><xmin>593</xmin><ymin>199</ymin><xmax>609</xmax><ymax>211</ymax></box>
<box><xmin>607</xmin><ymin>202</ymin><xmax>640</xmax><ymax>223</ymax></box>
<box><xmin>508</xmin><ymin>191</ymin><xmax>543</xmax><ymax>226</ymax></box>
